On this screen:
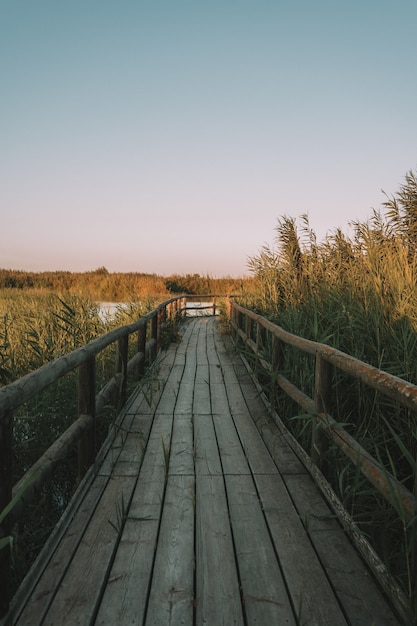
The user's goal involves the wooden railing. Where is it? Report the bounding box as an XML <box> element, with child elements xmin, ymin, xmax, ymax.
<box><xmin>227</xmin><ymin>298</ymin><xmax>417</xmax><ymax>618</ymax></box>
<box><xmin>3</xmin><ymin>293</ymin><xmax>416</xmax><ymax>617</ymax></box>
<box><xmin>0</xmin><ymin>295</ymin><xmax>221</xmax><ymax>616</ymax></box>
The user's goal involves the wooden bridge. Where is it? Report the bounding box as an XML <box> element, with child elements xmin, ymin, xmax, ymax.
<box><xmin>0</xmin><ymin>296</ymin><xmax>415</xmax><ymax>625</ymax></box>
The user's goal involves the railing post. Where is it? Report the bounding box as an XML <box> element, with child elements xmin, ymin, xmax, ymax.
<box><xmin>246</xmin><ymin>314</ymin><xmax>253</xmax><ymax>344</ymax></box>
<box><xmin>137</xmin><ymin>322</ymin><xmax>146</xmax><ymax>379</ymax></box>
<box><xmin>151</xmin><ymin>313</ymin><xmax>158</xmax><ymax>361</ymax></box>
<box><xmin>77</xmin><ymin>357</ymin><xmax>96</xmax><ymax>481</ymax></box>
<box><xmin>271</xmin><ymin>334</ymin><xmax>283</xmax><ymax>409</ymax></box>
<box><xmin>311</xmin><ymin>353</ymin><xmax>332</xmax><ymax>475</ymax></box>
<box><xmin>226</xmin><ymin>297</ymin><xmax>232</xmax><ymax>321</ymax></box>
<box><xmin>256</xmin><ymin>322</ymin><xmax>267</xmax><ymax>381</ymax></box>
<box><xmin>237</xmin><ymin>310</ymin><xmax>244</xmax><ymax>342</ymax></box>
<box><xmin>116</xmin><ymin>335</ymin><xmax>129</xmax><ymax>408</ymax></box>
<box><xmin>233</xmin><ymin>304</ymin><xmax>240</xmax><ymax>341</ymax></box>
<box><xmin>0</xmin><ymin>409</ymin><xmax>13</xmax><ymax>617</ymax></box>
<box><xmin>256</xmin><ymin>320</ymin><xmax>263</xmax><ymax>353</ymax></box>
<box><xmin>212</xmin><ymin>296</ymin><xmax>217</xmax><ymax>316</ymax></box>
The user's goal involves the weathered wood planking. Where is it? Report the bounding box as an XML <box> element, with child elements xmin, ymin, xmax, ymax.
<box><xmin>4</xmin><ymin>316</ymin><xmax>402</xmax><ymax>625</ymax></box>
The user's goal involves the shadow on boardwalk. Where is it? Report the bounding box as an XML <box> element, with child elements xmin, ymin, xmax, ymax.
<box><xmin>3</xmin><ymin>317</ymin><xmax>402</xmax><ymax>625</ymax></box>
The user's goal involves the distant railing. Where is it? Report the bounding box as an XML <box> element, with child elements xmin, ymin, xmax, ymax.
<box><xmin>227</xmin><ymin>298</ymin><xmax>416</xmax><ymax>619</ymax></box>
<box><xmin>184</xmin><ymin>294</ymin><xmax>219</xmax><ymax>316</ymax></box>
<box><xmin>0</xmin><ymin>295</ymin><xmax>221</xmax><ymax>616</ymax></box>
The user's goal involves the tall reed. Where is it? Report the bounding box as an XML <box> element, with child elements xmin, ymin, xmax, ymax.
<box><xmin>245</xmin><ymin>169</ymin><xmax>417</xmax><ymax>593</ymax></box>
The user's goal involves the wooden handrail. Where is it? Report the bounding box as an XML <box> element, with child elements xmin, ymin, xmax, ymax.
<box><xmin>228</xmin><ymin>298</ymin><xmax>417</xmax><ymax>614</ymax></box>
<box><xmin>228</xmin><ymin>299</ymin><xmax>417</xmax><ymax>514</ymax></box>
<box><xmin>0</xmin><ymin>294</ymin><xmax>221</xmax><ymax>615</ymax></box>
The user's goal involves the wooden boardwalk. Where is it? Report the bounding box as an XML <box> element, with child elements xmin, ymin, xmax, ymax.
<box><xmin>4</xmin><ymin>316</ymin><xmax>401</xmax><ymax>625</ymax></box>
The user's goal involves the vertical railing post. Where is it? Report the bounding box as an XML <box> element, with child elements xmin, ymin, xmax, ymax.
<box><xmin>226</xmin><ymin>298</ymin><xmax>235</xmax><ymax>339</ymax></box>
<box><xmin>255</xmin><ymin>321</ymin><xmax>267</xmax><ymax>381</ymax></box>
<box><xmin>77</xmin><ymin>357</ymin><xmax>96</xmax><ymax>481</ymax></box>
<box><xmin>0</xmin><ymin>409</ymin><xmax>13</xmax><ymax>617</ymax></box>
<box><xmin>271</xmin><ymin>334</ymin><xmax>283</xmax><ymax>410</ymax></box>
<box><xmin>232</xmin><ymin>303</ymin><xmax>239</xmax><ymax>341</ymax></box>
<box><xmin>256</xmin><ymin>320</ymin><xmax>262</xmax><ymax>354</ymax></box>
<box><xmin>157</xmin><ymin>308</ymin><xmax>164</xmax><ymax>352</ymax></box>
<box><xmin>246</xmin><ymin>314</ymin><xmax>253</xmax><ymax>345</ymax></box>
<box><xmin>151</xmin><ymin>313</ymin><xmax>158</xmax><ymax>361</ymax></box>
<box><xmin>116</xmin><ymin>335</ymin><xmax>129</xmax><ymax>409</ymax></box>
<box><xmin>212</xmin><ymin>296</ymin><xmax>217</xmax><ymax>316</ymax></box>
<box><xmin>226</xmin><ymin>297</ymin><xmax>231</xmax><ymax>321</ymax></box>
<box><xmin>237</xmin><ymin>310</ymin><xmax>244</xmax><ymax>340</ymax></box>
<box><xmin>137</xmin><ymin>321</ymin><xmax>146</xmax><ymax>379</ymax></box>
<box><xmin>311</xmin><ymin>353</ymin><xmax>332</xmax><ymax>475</ymax></box>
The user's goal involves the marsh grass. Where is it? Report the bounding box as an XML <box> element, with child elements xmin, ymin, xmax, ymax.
<box><xmin>244</xmin><ymin>170</ymin><xmax>417</xmax><ymax>601</ymax></box>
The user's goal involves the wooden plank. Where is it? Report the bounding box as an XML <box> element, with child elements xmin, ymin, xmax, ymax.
<box><xmin>95</xmin><ymin>514</ymin><xmax>158</xmax><ymax>625</ymax></box>
<box><xmin>225</xmin><ymin>381</ymin><xmax>250</xmax><ymax>415</ymax></box>
<box><xmin>194</xmin><ymin>414</ymin><xmax>222</xmax><ymax>476</ymax></box>
<box><xmin>40</xmin><ymin>410</ymin><xmax>174</xmax><ymax>625</ymax></box>
<box><xmin>284</xmin><ymin>473</ymin><xmax>401</xmax><ymax>626</ymax></box>
<box><xmin>137</xmin><ymin>413</ymin><xmax>173</xmax><ymax>479</ymax></box>
<box><xmin>162</xmin><ymin>362</ymin><xmax>185</xmax><ymax>383</ymax></box>
<box><xmin>13</xmin><ymin>476</ymin><xmax>108</xmax><ymax>626</ymax></box>
<box><xmin>110</xmin><ymin>427</ymin><xmax>151</xmax><ymax>477</ymax></box>
<box><xmin>155</xmin><ymin>380</ymin><xmax>182</xmax><ymax>414</ymax></box>
<box><xmin>195</xmin><ymin>474</ymin><xmax>244</xmax><ymax>626</ymax></box>
<box><xmin>98</xmin><ymin>414</ymin><xmax>153</xmax><ymax>477</ymax></box>
<box><xmin>225</xmin><ymin>474</ymin><xmax>297</xmax><ymax>625</ymax></box>
<box><xmin>212</xmin><ymin>413</ymin><xmax>250</xmax><ymax>475</ymax></box>
<box><xmin>236</xmin><ymin>375</ymin><xmax>270</xmax><ymax>423</ymax></box>
<box><xmin>205</xmin><ymin>319</ymin><xmax>220</xmax><ymax>357</ymax></box>
<box><xmin>174</xmin><ymin>382</ymin><xmax>194</xmax><ymax>415</ymax></box>
<box><xmin>169</xmin><ymin>415</ymin><xmax>194</xmax><ymax>476</ymax></box>
<box><xmin>193</xmin><ymin>383</ymin><xmax>211</xmax><ymax>414</ymax></box>
<box><xmin>210</xmin><ymin>381</ymin><xmax>230</xmax><ymax>414</ymax></box>
<box><xmin>254</xmin><ymin>474</ymin><xmax>348</xmax><ymax>625</ymax></box>
<box><xmin>195</xmin><ymin>363</ymin><xmax>209</xmax><ymax>384</ymax></box>
<box><xmin>16</xmin><ymin>474</ymin><xmax>134</xmax><ymax>626</ymax></box>
<box><xmin>232</xmin><ymin>412</ymin><xmax>279</xmax><ymax>475</ymax></box>
<box><xmin>255</xmin><ymin>412</ymin><xmax>308</xmax><ymax>475</ymax></box>
<box><xmin>208</xmin><ymin>361</ymin><xmax>224</xmax><ymax>384</ymax></box>
<box><xmin>214</xmin><ymin>356</ymin><xmax>238</xmax><ymax>383</ymax></box>
<box><xmin>43</xmin><ymin>475</ymin><xmax>137</xmax><ymax>626</ymax></box>
<box><xmin>145</xmin><ymin>475</ymin><xmax>195</xmax><ymax>626</ymax></box>
<box><xmin>94</xmin><ymin>421</ymin><xmax>170</xmax><ymax>624</ymax></box>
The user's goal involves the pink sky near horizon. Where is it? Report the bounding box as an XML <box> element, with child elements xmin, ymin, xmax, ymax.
<box><xmin>1</xmin><ymin>1</ymin><xmax>416</xmax><ymax>277</ymax></box>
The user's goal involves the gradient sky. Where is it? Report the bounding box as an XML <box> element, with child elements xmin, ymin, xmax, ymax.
<box><xmin>1</xmin><ymin>1</ymin><xmax>416</xmax><ymax>276</ymax></box>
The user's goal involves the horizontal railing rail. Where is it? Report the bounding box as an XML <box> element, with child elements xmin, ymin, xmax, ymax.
<box><xmin>227</xmin><ymin>297</ymin><xmax>417</xmax><ymax>617</ymax></box>
<box><xmin>0</xmin><ymin>294</ymin><xmax>221</xmax><ymax>616</ymax></box>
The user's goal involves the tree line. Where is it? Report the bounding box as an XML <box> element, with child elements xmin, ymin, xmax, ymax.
<box><xmin>0</xmin><ymin>267</ymin><xmax>250</xmax><ymax>301</ymax></box>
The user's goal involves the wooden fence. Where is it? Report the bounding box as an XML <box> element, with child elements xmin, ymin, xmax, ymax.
<box><xmin>227</xmin><ymin>298</ymin><xmax>417</xmax><ymax>616</ymax></box>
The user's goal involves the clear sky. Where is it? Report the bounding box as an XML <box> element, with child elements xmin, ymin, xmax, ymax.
<box><xmin>1</xmin><ymin>1</ymin><xmax>416</xmax><ymax>277</ymax></box>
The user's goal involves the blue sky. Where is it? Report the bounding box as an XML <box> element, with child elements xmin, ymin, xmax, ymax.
<box><xmin>1</xmin><ymin>1</ymin><xmax>416</xmax><ymax>276</ymax></box>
